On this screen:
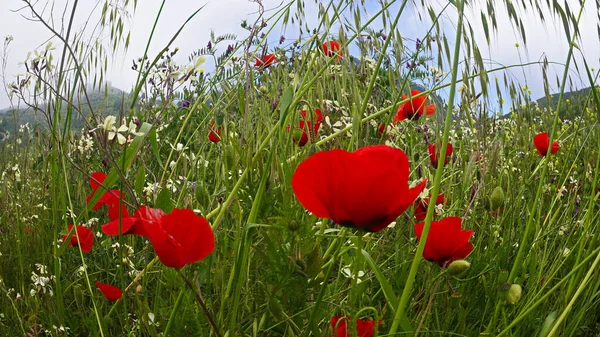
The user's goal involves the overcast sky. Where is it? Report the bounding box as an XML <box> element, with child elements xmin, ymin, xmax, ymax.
<box><xmin>0</xmin><ymin>0</ymin><xmax>598</xmax><ymax>112</ymax></box>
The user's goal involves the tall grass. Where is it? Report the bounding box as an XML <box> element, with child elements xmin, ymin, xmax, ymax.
<box><xmin>1</xmin><ymin>0</ymin><xmax>600</xmax><ymax>336</ymax></box>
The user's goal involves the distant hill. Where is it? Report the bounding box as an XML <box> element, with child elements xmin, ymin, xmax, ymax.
<box><xmin>0</xmin><ymin>84</ymin><xmax>132</xmax><ymax>135</ymax></box>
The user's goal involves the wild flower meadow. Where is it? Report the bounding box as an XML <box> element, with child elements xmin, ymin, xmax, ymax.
<box><xmin>1</xmin><ymin>0</ymin><xmax>600</xmax><ymax>336</ymax></box>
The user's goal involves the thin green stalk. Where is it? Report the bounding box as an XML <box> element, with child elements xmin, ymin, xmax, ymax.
<box><xmin>388</xmin><ymin>0</ymin><xmax>465</xmax><ymax>333</ymax></box>
<box><xmin>163</xmin><ymin>289</ymin><xmax>185</xmax><ymax>337</ymax></box>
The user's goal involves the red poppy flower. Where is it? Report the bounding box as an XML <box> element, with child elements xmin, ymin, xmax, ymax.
<box><xmin>101</xmin><ymin>206</ymin><xmax>165</xmax><ymax>237</ymax></box>
<box><xmin>321</xmin><ymin>40</ymin><xmax>343</xmax><ymax>61</ymax></box>
<box><xmin>428</xmin><ymin>143</ymin><xmax>453</xmax><ymax>169</ymax></box>
<box><xmin>414</xmin><ymin>193</ymin><xmax>446</xmax><ymax>221</ymax></box>
<box><xmin>254</xmin><ymin>53</ymin><xmax>276</xmax><ymax>69</ymax></box>
<box><xmin>414</xmin><ymin>216</ymin><xmax>474</xmax><ymax>266</ymax></box>
<box><xmin>208</xmin><ymin>121</ymin><xmax>223</xmax><ymax>143</ymax></box>
<box><xmin>292</xmin><ymin>145</ymin><xmax>426</xmax><ymax>232</ymax></box>
<box><xmin>533</xmin><ymin>132</ymin><xmax>559</xmax><ymax>157</ymax></box>
<box><xmin>393</xmin><ymin>89</ymin><xmax>435</xmax><ymax>122</ymax></box>
<box><xmin>95</xmin><ymin>281</ymin><xmax>123</xmax><ymax>301</ymax></box>
<box><xmin>86</xmin><ymin>172</ymin><xmax>130</xmax><ymax>221</ymax></box>
<box><xmin>377</xmin><ymin>122</ymin><xmax>386</xmax><ymax>136</ymax></box>
<box><xmin>144</xmin><ymin>208</ymin><xmax>215</xmax><ymax>269</ymax></box>
<box><xmin>62</xmin><ymin>225</ymin><xmax>94</xmax><ymax>253</ymax></box>
<box><xmin>326</xmin><ymin>316</ymin><xmax>382</xmax><ymax>337</ymax></box>
<box><xmin>297</xmin><ymin>108</ymin><xmax>323</xmax><ymax>146</ymax></box>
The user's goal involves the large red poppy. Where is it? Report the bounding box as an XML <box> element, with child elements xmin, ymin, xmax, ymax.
<box><xmin>321</xmin><ymin>40</ymin><xmax>343</xmax><ymax>61</ymax></box>
<box><xmin>326</xmin><ymin>316</ymin><xmax>381</xmax><ymax>337</ymax></box>
<box><xmin>254</xmin><ymin>53</ymin><xmax>276</xmax><ymax>69</ymax></box>
<box><xmin>86</xmin><ymin>172</ymin><xmax>130</xmax><ymax>220</ymax></box>
<box><xmin>95</xmin><ymin>281</ymin><xmax>123</xmax><ymax>301</ymax></box>
<box><xmin>428</xmin><ymin>143</ymin><xmax>453</xmax><ymax>169</ymax></box>
<box><xmin>208</xmin><ymin>121</ymin><xmax>223</xmax><ymax>143</ymax></box>
<box><xmin>292</xmin><ymin>145</ymin><xmax>426</xmax><ymax>232</ymax></box>
<box><xmin>143</xmin><ymin>208</ymin><xmax>215</xmax><ymax>269</ymax></box>
<box><xmin>414</xmin><ymin>194</ymin><xmax>446</xmax><ymax>221</ymax></box>
<box><xmin>394</xmin><ymin>89</ymin><xmax>435</xmax><ymax>122</ymax></box>
<box><xmin>533</xmin><ymin>132</ymin><xmax>559</xmax><ymax>157</ymax></box>
<box><xmin>62</xmin><ymin>225</ymin><xmax>94</xmax><ymax>253</ymax></box>
<box><xmin>414</xmin><ymin>216</ymin><xmax>474</xmax><ymax>266</ymax></box>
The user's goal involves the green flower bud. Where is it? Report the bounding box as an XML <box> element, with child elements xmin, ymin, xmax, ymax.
<box><xmin>447</xmin><ymin>260</ymin><xmax>471</xmax><ymax>276</ymax></box>
<box><xmin>490</xmin><ymin>186</ymin><xmax>505</xmax><ymax>209</ymax></box>
<box><xmin>449</xmin><ymin>293</ymin><xmax>462</xmax><ymax>308</ymax></box>
<box><xmin>505</xmin><ymin>284</ymin><xmax>522</xmax><ymax>305</ymax></box>
<box><xmin>292</xmin><ymin>129</ymin><xmax>303</xmax><ymax>142</ymax></box>
<box><xmin>259</xmin><ymin>85</ymin><xmax>268</xmax><ymax>94</ymax></box>
<box><xmin>288</xmin><ymin>220</ymin><xmax>299</xmax><ymax>232</ymax></box>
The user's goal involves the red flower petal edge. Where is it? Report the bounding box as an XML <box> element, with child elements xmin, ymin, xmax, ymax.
<box><xmin>95</xmin><ymin>281</ymin><xmax>123</xmax><ymax>301</ymax></box>
<box><xmin>414</xmin><ymin>216</ymin><xmax>474</xmax><ymax>267</ymax></box>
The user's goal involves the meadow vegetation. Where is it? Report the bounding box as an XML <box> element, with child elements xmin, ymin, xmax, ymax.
<box><xmin>1</xmin><ymin>0</ymin><xmax>600</xmax><ymax>336</ymax></box>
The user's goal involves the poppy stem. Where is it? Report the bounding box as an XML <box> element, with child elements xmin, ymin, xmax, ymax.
<box><xmin>388</xmin><ymin>0</ymin><xmax>466</xmax><ymax>334</ymax></box>
<box><xmin>177</xmin><ymin>269</ymin><xmax>223</xmax><ymax>337</ymax></box>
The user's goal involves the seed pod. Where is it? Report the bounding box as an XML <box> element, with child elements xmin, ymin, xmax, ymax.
<box><xmin>505</xmin><ymin>284</ymin><xmax>522</xmax><ymax>305</ymax></box>
<box><xmin>447</xmin><ymin>260</ymin><xmax>471</xmax><ymax>276</ymax></box>
<box><xmin>449</xmin><ymin>293</ymin><xmax>462</xmax><ymax>308</ymax></box>
<box><xmin>490</xmin><ymin>186</ymin><xmax>505</xmax><ymax>209</ymax></box>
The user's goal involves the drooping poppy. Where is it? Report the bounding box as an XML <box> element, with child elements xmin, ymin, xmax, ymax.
<box><xmin>292</xmin><ymin>145</ymin><xmax>427</xmax><ymax>232</ymax></box>
<box><xmin>295</xmin><ymin>108</ymin><xmax>323</xmax><ymax>146</ymax></box>
<box><xmin>254</xmin><ymin>53</ymin><xmax>276</xmax><ymax>69</ymax></box>
<box><xmin>326</xmin><ymin>316</ymin><xmax>382</xmax><ymax>337</ymax></box>
<box><xmin>414</xmin><ymin>193</ymin><xmax>446</xmax><ymax>221</ymax></box>
<box><xmin>208</xmin><ymin>121</ymin><xmax>223</xmax><ymax>143</ymax></box>
<box><xmin>393</xmin><ymin>89</ymin><xmax>435</xmax><ymax>122</ymax></box>
<box><xmin>101</xmin><ymin>206</ymin><xmax>165</xmax><ymax>237</ymax></box>
<box><xmin>533</xmin><ymin>132</ymin><xmax>559</xmax><ymax>157</ymax></box>
<box><xmin>95</xmin><ymin>281</ymin><xmax>123</xmax><ymax>301</ymax></box>
<box><xmin>428</xmin><ymin>143</ymin><xmax>453</xmax><ymax>169</ymax></box>
<box><xmin>62</xmin><ymin>225</ymin><xmax>94</xmax><ymax>253</ymax></box>
<box><xmin>144</xmin><ymin>208</ymin><xmax>215</xmax><ymax>269</ymax></box>
<box><xmin>86</xmin><ymin>172</ymin><xmax>130</xmax><ymax>221</ymax></box>
<box><xmin>321</xmin><ymin>40</ymin><xmax>343</xmax><ymax>61</ymax></box>
<box><xmin>414</xmin><ymin>216</ymin><xmax>474</xmax><ymax>267</ymax></box>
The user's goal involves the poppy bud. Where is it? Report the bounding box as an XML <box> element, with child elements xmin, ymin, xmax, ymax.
<box><xmin>292</xmin><ymin>129</ymin><xmax>303</xmax><ymax>143</ymax></box>
<box><xmin>288</xmin><ymin>220</ymin><xmax>299</xmax><ymax>232</ymax></box>
<box><xmin>215</xmin><ymin>112</ymin><xmax>224</xmax><ymax>126</ymax></box>
<box><xmin>225</xmin><ymin>145</ymin><xmax>236</xmax><ymax>168</ymax></box>
<box><xmin>449</xmin><ymin>293</ymin><xmax>462</xmax><ymax>308</ymax></box>
<box><xmin>447</xmin><ymin>260</ymin><xmax>471</xmax><ymax>276</ymax></box>
<box><xmin>259</xmin><ymin>85</ymin><xmax>268</xmax><ymax>94</ymax></box>
<box><xmin>136</xmin><ymin>284</ymin><xmax>143</xmax><ymax>294</ymax></box>
<box><xmin>490</xmin><ymin>186</ymin><xmax>505</xmax><ymax>209</ymax></box>
<box><xmin>195</xmin><ymin>184</ymin><xmax>210</xmax><ymax>206</ymax></box>
<box><xmin>74</xmin><ymin>284</ymin><xmax>84</xmax><ymax>308</ymax></box>
<box><xmin>505</xmin><ymin>284</ymin><xmax>522</xmax><ymax>305</ymax></box>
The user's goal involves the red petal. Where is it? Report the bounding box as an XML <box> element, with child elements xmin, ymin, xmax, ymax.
<box><xmin>426</xmin><ymin>104</ymin><xmax>436</xmax><ymax>116</ymax></box>
<box><xmin>147</xmin><ymin>209</ymin><xmax>214</xmax><ymax>268</ymax></box>
<box><xmin>64</xmin><ymin>225</ymin><xmax>94</xmax><ymax>253</ymax></box>
<box><xmin>89</xmin><ymin>172</ymin><xmax>107</xmax><ymax>191</ymax></box>
<box><xmin>101</xmin><ymin>217</ymin><xmax>138</xmax><ymax>236</ymax></box>
<box><xmin>95</xmin><ymin>281</ymin><xmax>123</xmax><ymax>301</ymax></box>
<box><xmin>414</xmin><ymin>217</ymin><xmax>474</xmax><ymax>266</ymax></box>
<box><xmin>533</xmin><ymin>132</ymin><xmax>550</xmax><ymax>156</ymax></box>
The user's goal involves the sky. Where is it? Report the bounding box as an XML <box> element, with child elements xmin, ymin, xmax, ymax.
<box><xmin>0</xmin><ymin>0</ymin><xmax>598</xmax><ymax>113</ymax></box>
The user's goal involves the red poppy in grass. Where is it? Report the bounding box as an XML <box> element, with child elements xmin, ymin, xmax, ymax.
<box><xmin>86</xmin><ymin>172</ymin><xmax>130</xmax><ymax>221</ymax></box>
<box><xmin>414</xmin><ymin>193</ymin><xmax>446</xmax><ymax>221</ymax></box>
<box><xmin>254</xmin><ymin>53</ymin><xmax>276</xmax><ymax>69</ymax></box>
<box><xmin>292</xmin><ymin>145</ymin><xmax>426</xmax><ymax>232</ymax></box>
<box><xmin>428</xmin><ymin>143</ymin><xmax>453</xmax><ymax>169</ymax></box>
<box><xmin>101</xmin><ymin>206</ymin><xmax>165</xmax><ymax>237</ymax></box>
<box><xmin>326</xmin><ymin>316</ymin><xmax>382</xmax><ymax>337</ymax></box>
<box><xmin>533</xmin><ymin>132</ymin><xmax>559</xmax><ymax>157</ymax></box>
<box><xmin>393</xmin><ymin>89</ymin><xmax>435</xmax><ymax>122</ymax></box>
<box><xmin>95</xmin><ymin>281</ymin><xmax>123</xmax><ymax>301</ymax></box>
<box><xmin>414</xmin><ymin>216</ymin><xmax>474</xmax><ymax>267</ymax></box>
<box><xmin>62</xmin><ymin>225</ymin><xmax>94</xmax><ymax>253</ymax></box>
<box><xmin>377</xmin><ymin>122</ymin><xmax>386</xmax><ymax>136</ymax></box>
<box><xmin>144</xmin><ymin>208</ymin><xmax>215</xmax><ymax>269</ymax></box>
<box><xmin>288</xmin><ymin>108</ymin><xmax>323</xmax><ymax>146</ymax></box>
<box><xmin>208</xmin><ymin>121</ymin><xmax>223</xmax><ymax>143</ymax></box>
<box><xmin>321</xmin><ymin>40</ymin><xmax>343</xmax><ymax>61</ymax></box>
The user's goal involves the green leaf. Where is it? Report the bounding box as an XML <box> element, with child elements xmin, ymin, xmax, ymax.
<box><xmin>135</xmin><ymin>165</ymin><xmax>146</xmax><ymax>197</ymax></box>
<box><xmin>362</xmin><ymin>250</ymin><xmax>413</xmax><ymax>332</ymax></box>
<box><xmin>539</xmin><ymin>310</ymin><xmax>558</xmax><ymax>337</ymax></box>
<box><xmin>156</xmin><ymin>188</ymin><xmax>174</xmax><ymax>213</ymax></box>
